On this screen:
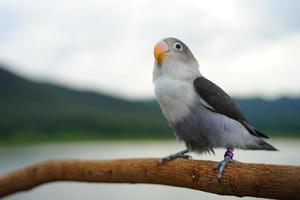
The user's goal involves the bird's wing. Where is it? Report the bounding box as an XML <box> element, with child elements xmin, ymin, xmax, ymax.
<box><xmin>193</xmin><ymin>76</ymin><xmax>269</xmax><ymax>138</ymax></box>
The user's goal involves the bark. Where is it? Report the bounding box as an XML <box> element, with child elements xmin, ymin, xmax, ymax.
<box><xmin>0</xmin><ymin>158</ymin><xmax>299</xmax><ymax>199</ymax></box>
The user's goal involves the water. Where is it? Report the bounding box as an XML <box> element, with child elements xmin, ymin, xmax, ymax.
<box><xmin>1</xmin><ymin>139</ymin><xmax>299</xmax><ymax>200</ymax></box>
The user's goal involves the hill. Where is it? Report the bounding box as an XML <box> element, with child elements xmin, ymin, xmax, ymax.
<box><xmin>0</xmin><ymin>66</ymin><xmax>169</xmax><ymax>143</ymax></box>
<box><xmin>0</xmin><ymin>65</ymin><xmax>299</xmax><ymax>144</ymax></box>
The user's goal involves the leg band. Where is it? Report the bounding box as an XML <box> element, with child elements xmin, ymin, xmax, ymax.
<box><xmin>224</xmin><ymin>148</ymin><xmax>234</xmax><ymax>159</ymax></box>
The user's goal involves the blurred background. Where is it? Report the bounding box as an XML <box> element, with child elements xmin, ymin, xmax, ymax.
<box><xmin>0</xmin><ymin>0</ymin><xmax>299</xmax><ymax>199</ymax></box>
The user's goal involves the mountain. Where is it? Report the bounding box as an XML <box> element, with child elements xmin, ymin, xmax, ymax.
<box><xmin>0</xmin><ymin>66</ymin><xmax>169</xmax><ymax>143</ymax></box>
<box><xmin>235</xmin><ymin>97</ymin><xmax>300</xmax><ymax>135</ymax></box>
<box><xmin>0</xmin><ymin>66</ymin><xmax>299</xmax><ymax>144</ymax></box>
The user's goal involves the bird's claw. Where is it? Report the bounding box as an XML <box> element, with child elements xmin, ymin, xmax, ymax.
<box><xmin>159</xmin><ymin>155</ymin><xmax>192</xmax><ymax>165</ymax></box>
<box><xmin>180</xmin><ymin>155</ymin><xmax>193</xmax><ymax>160</ymax></box>
<box><xmin>215</xmin><ymin>157</ymin><xmax>240</xmax><ymax>178</ymax></box>
<box><xmin>158</xmin><ymin>157</ymin><xmax>170</xmax><ymax>164</ymax></box>
<box><xmin>158</xmin><ymin>150</ymin><xmax>192</xmax><ymax>165</ymax></box>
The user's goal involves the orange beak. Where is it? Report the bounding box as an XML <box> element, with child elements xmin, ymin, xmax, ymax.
<box><xmin>154</xmin><ymin>41</ymin><xmax>169</xmax><ymax>64</ymax></box>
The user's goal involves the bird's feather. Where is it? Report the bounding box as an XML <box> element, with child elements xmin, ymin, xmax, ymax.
<box><xmin>193</xmin><ymin>76</ymin><xmax>269</xmax><ymax>138</ymax></box>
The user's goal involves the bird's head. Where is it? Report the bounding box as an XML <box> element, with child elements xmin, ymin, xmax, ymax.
<box><xmin>153</xmin><ymin>37</ymin><xmax>200</xmax><ymax>81</ymax></box>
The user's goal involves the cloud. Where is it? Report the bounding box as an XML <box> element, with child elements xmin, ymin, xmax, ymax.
<box><xmin>201</xmin><ymin>32</ymin><xmax>300</xmax><ymax>98</ymax></box>
<box><xmin>0</xmin><ymin>0</ymin><xmax>299</xmax><ymax>99</ymax></box>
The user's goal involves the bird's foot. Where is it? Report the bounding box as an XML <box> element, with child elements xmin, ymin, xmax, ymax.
<box><xmin>159</xmin><ymin>149</ymin><xmax>192</xmax><ymax>165</ymax></box>
<box><xmin>215</xmin><ymin>148</ymin><xmax>240</xmax><ymax>178</ymax></box>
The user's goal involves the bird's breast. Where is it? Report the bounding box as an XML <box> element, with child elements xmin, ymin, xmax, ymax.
<box><xmin>154</xmin><ymin>77</ymin><xmax>197</xmax><ymax>122</ymax></box>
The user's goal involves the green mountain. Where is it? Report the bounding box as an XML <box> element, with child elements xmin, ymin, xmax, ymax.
<box><xmin>0</xmin><ymin>66</ymin><xmax>169</xmax><ymax>143</ymax></box>
<box><xmin>0</xmin><ymin>66</ymin><xmax>299</xmax><ymax>144</ymax></box>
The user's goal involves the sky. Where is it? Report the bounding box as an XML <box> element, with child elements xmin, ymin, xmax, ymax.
<box><xmin>0</xmin><ymin>0</ymin><xmax>299</xmax><ymax>100</ymax></box>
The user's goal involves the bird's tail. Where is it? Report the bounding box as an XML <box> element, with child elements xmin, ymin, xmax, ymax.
<box><xmin>253</xmin><ymin>139</ymin><xmax>278</xmax><ymax>151</ymax></box>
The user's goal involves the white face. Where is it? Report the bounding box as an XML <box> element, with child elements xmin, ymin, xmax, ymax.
<box><xmin>153</xmin><ymin>37</ymin><xmax>201</xmax><ymax>82</ymax></box>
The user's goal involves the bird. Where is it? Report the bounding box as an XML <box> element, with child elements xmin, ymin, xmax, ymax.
<box><xmin>152</xmin><ymin>37</ymin><xmax>277</xmax><ymax>177</ymax></box>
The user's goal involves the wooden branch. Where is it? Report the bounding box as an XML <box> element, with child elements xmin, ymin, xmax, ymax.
<box><xmin>0</xmin><ymin>159</ymin><xmax>299</xmax><ymax>199</ymax></box>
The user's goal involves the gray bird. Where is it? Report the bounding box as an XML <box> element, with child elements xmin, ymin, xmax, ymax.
<box><xmin>153</xmin><ymin>37</ymin><xmax>277</xmax><ymax>177</ymax></box>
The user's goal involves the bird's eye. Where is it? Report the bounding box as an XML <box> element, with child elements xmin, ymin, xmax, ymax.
<box><xmin>173</xmin><ymin>42</ymin><xmax>183</xmax><ymax>51</ymax></box>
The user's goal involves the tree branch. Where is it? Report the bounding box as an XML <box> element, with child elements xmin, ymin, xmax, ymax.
<box><xmin>0</xmin><ymin>158</ymin><xmax>299</xmax><ymax>199</ymax></box>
